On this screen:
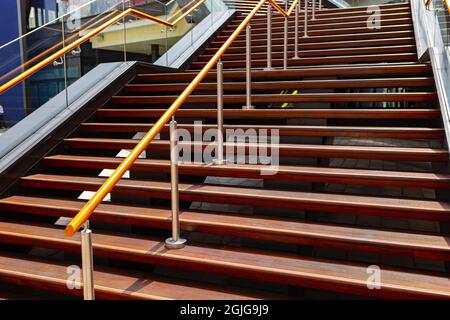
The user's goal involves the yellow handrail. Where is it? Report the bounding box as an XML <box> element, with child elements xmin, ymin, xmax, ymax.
<box><xmin>444</xmin><ymin>0</ymin><xmax>450</xmax><ymax>13</ymax></box>
<box><xmin>65</xmin><ymin>0</ymin><xmax>300</xmax><ymax>237</ymax></box>
<box><xmin>0</xmin><ymin>0</ymin><xmax>205</xmax><ymax>95</ymax></box>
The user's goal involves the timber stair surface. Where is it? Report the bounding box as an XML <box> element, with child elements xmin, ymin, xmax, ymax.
<box><xmin>0</xmin><ymin>1</ymin><xmax>449</xmax><ymax>300</ymax></box>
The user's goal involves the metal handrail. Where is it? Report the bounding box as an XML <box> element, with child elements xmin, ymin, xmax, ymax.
<box><xmin>0</xmin><ymin>0</ymin><xmax>206</xmax><ymax>95</ymax></box>
<box><xmin>65</xmin><ymin>0</ymin><xmax>300</xmax><ymax>237</ymax></box>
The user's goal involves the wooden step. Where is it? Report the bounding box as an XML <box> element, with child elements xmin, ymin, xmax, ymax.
<box><xmin>211</xmin><ymin>29</ymin><xmax>415</xmax><ymax>46</ymax></box>
<box><xmin>123</xmin><ymin>78</ymin><xmax>435</xmax><ymax>93</ymax></box>
<box><xmin>135</xmin><ymin>64</ymin><xmax>432</xmax><ymax>83</ymax></box>
<box><xmin>2</xmin><ymin>195</ymin><xmax>449</xmax><ymax>260</ymax></box>
<box><xmin>188</xmin><ymin>53</ymin><xmax>418</xmax><ymax>70</ymax></box>
<box><xmin>203</xmin><ymin>38</ymin><xmax>416</xmax><ymax>54</ymax></box>
<box><xmin>0</xmin><ymin>252</ymin><xmax>273</xmax><ymax>300</ymax></box>
<box><xmin>80</xmin><ymin>123</ymin><xmax>443</xmax><ymax>139</ymax></box>
<box><xmin>20</xmin><ymin>174</ymin><xmax>450</xmax><ymax>221</ymax></box>
<box><xmin>227</xmin><ymin>13</ymin><xmax>412</xmax><ymax>29</ymax></box>
<box><xmin>43</xmin><ymin>155</ymin><xmax>450</xmax><ymax>189</ymax></box>
<box><xmin>111</xmin><ymin>93</ymin><xmax>436</xmax><ymax>105</ymax></box>
<box><xmin>62</xmin><ymin>138</ymin><xmax>448</xmax><ymax>162</ymax></box>
<box><xmin>220</xmin><ymin>18</ymin><xmax>412</xmax><ymax>36</ymax></box>
<box><xmin>197</xmin><ymin>45</ymin><xmax>417</xmax><ymax>62</ymax></box>
<box><xmin>96</xmin><ymin>108</ymin><xmax>441</xmax><ymax>120</ymax></box>
<box><xmin>0</xmin><ymin>222</ymin><xmax>448</xmax><ymax>299</ymax></box>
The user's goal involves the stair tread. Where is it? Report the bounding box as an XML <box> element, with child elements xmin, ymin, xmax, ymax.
<box><xmin>0</xmin><ymin>220</ymin><xmax>448</xmax><ymax>299</ymax></box>
<box><xmin>43</xmin><ymin>154</ymin><xmax>450</xmax><ymax>182</ymax></box>
<box><xmin>2</xmin><ymin>195</ymin><xmax>449</xmax><ymax>259</ymax></box>
<box><xmin>111</xmin><ymin>93</ymin><xmax>437</xmax><ymax>104</ymax></box>
<box><xmin>0</xmin><ymin>251</ymin><xmax>272</xmax><ymax>300</ymax></box>
<box><xmin>20</xmin><ymin>174</ymin><xmax>450</xmax><ymax>219</ymax></box>
<box><xmin>63</xmin><ymin>137</ymin><xmax>448</xmax><ymax>161</ymax></box>
<box><xmin>80</xmin><ymin>123</ymin><xmax>443</xmax><ymax>139</ymax></box>
<box><xmin>136</xmin><ymin>64</ymin><xmax>432</xmax><ymax>82</ymax></box>
<box><xmin>96</xmin><ymin>108</ymin><xmax>441</xmax><ymax>119</ymax></box>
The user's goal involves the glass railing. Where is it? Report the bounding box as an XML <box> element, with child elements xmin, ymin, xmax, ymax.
<box><xmin>0</xmin><ymin>0</ymin><xmax>231</xmax><ymax>156</ymax></box>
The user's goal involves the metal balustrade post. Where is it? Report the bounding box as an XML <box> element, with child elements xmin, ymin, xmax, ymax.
<box><xmin>165</xmin><ymin>118</ymin><xmax>187</xmax><ymax>249</ymax></box>
<box><xmin>81</xmin><ymin>221</ymin><xmax>95</xmax><ymax>300</ymax></box>
<box><xmin>304</xmin><ymin>0</ymin><xmax>308</xmax><ymax>37</ymax></box>
<box><xmin>283</xmin><ymin>16</ymin><xmax>288</xmax><ymax>69</ymax></box>
<box><xmin>265</xmin><ymin>3</ymin><xmax>272</xmax><ymax>70</ymax></box>
<box><xmin>243</xmin><ymin>25</ymin><xmax>255</xmax><ymax>109</ymax></box>
<box><xmin>215</xmin><ymin>60</ymin><xmax>226</xmax><ymax>164</ymax></box>
<box><xmin>312</xmin><ymin>0</ymin><xmax>316</xmax><ymax>20</ymax></box>
<box><xmin>319</xmin><ymin>0</ymin><xmax>322</xmax><ymax>11</ymax></box>
<box><xmin>293</xmin><ymin>2</ymin><xmax>300</xmax><ymax>59</ymax></box>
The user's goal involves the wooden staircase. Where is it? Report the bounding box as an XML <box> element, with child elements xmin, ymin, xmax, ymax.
<box><xmin>0</xmin><ymin>1</ymin><xmax>449</xmax><ymax>299</ymax></box>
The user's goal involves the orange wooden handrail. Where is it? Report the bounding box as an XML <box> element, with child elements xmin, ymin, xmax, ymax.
<box><xmin>64</xmin><ymin>0</ymin><xmax>300</xmax><ymax>237</ymax></box>
<box><xmin>0</xmin><ymin>0</ymin><xmax>205</xmax><ymax>95</ymax></box>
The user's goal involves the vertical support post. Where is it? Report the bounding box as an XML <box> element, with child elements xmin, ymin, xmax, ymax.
<box><xmin>165</xmin><ymin>118</ymin><xmax>187</xmax><ymax>249</ymax></box>
<box><xmin>304</xmin><ymin>0</ymin><xmax>308</xmax><ymax>37</ymax></box>
<box><xmin>265</xmin><ymin>3</ymin><xmax>272</xmax><ymax>70</ymax></box>
<box><xmin>81</xmin><ymin>221</ymin><xmax>95</xmax><ymax>300</ymax></box>
<box><xmin>283</xmin><ymin>16</ymin><xmax>288</xmax><ymax>69</ymax></box>
<box><xmin>293</xmin><ymin>2</ymin><xmax>299</xmax><ymax>59</ymax></box>
<box><xmin>243</xmin><ymin>25</ymin><xmax>255</xmax><ymax>109</ymax></box>
<box><xmin>215</xmin><ymin>60</ymin><xmax>226</xmax><ymax>164</ymax></box>
<box><xmin>312</xmin><ymin>0</ymin><xmax>316</xmax><ymax>20</ymax></box>
<box><xmin>319</xmin><ymin>0</ymin><xmax>322</xmax><ymax>11</ymax></box>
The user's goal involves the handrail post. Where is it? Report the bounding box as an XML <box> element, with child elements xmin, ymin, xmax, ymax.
<box><xmin>303</xmin><ymin>0</ymin><xmax>308</xmax><ymax>37</ymax></box>
<box><xmin>165</xmin><ymin>118</ymin><xmax>187</xmax><ymax>249</ymax></box>
<box><xmin>293</xmin><ymin>1</ymin><xmax>300</xmax><ymax>59</ymax></box>
<box><xmin>319</xmin><ymin>0</ymin><xmax>322</xmax><ymax>11</ymax></box>
<box><xmin>243</xmin><ymin>25</ymin><xmax>255</xmax><ymax>109</ymax></box>
<box><xmin>81</xmin><ymin>221</ymin><xmax>95</xmax><ymax>300</ymax></box>
<box><xmin>215</xmin><ymin>60</ymin><xmax>226</xmax><ymax>164</ymax></box>
<box><xmin>265</xmin><ymin>2</ymin><xmax>272</xmax><ymax>70</ymax></box>
<box><xmin>312</xmin><ymin>0</ymin><xmax>316</xmax><ymax>20</ymax></box>
<box><xmin>283</xmin><ymin>15</ymin><xmax>288</xmax><ymax>69</ymax></box>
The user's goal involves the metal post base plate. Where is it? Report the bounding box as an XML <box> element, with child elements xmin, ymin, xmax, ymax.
<box><xmin>165</xmin><ymin>237</ymin><xmax>187</xmax><ymax>249</ymax></box>
<box><xmin>242</xmin><ymin>105</ymin><xmax>255</xmax><ymax>110</ymax></box>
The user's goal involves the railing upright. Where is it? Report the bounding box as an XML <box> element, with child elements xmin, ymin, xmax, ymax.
<box><xmin>81</xmin><ymin>221</ymin><xmax>95</xmax><ymax>300</ymax></box>
<box><xmin>312</xmin><ymin>0</ymin><xmax>316</xmax><ymax>20</ymax></box>
<box><xmin>293</xmin><ymin>1</ymin><xmax>300</xmax><ymax>59</ymax></box>
<box><xmin>215</xmin><ymin>60</ymin><xmax>226</xmax><ymax>164</ymax></box>
<box><xmin>266</xmin><ymin>3</ymin><xmax>273</xmax><ymax>70</ymax></box>
<box><xmin>304</xmin><ymin>0</ymin><xmax>309</xmax><ymax>37</ymax></box>
<box><xmin>243</xmin><ymin>25</ymin><xmax>255</xmax><ymax>109</ymax></box>
<box><xmin>165</xmin><ymin>118</ymin><xmax>187</xmax><ymax>249</ymax></box>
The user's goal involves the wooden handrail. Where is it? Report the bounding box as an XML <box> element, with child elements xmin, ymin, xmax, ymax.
<box><xmin>0</xmin><ymin>0</ymin><xmax>205</xmax><ymax>95</ymax></box>
<box><xmin>65</xmin><ymin>0</ymin><xmax>300</xmax><ymax>237</ymax></box>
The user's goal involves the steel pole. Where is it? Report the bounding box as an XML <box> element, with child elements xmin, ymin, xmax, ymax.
<box><xmin>215</xmin><ymin>60</ymin><xmax>226</xmax><ymax>164</ymax></box>
<box><xmin>243</xmin><ymin>25</ymin><xmax>255</xmax><ymax>109</ymax></box>
<box><xmin>81</xmin><ymin>221</ymin><xmax>95</xmax><ymax>300</ymax></box>
<box><xmin>265</xmin><ymin>3</ymin><xmax>272</xmax><ymax>70</ymax></box>
<box><xmin>165</xmin><ymin>118</ymin><xmax>187</xmax><ymax>249</ymax></box>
